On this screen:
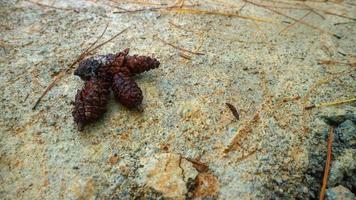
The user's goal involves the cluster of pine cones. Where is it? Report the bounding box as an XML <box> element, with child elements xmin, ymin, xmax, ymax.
<box><xmin>72</xmin><ymin>49</ymin><xmax>160</xmax><ymax>130</ymax></box>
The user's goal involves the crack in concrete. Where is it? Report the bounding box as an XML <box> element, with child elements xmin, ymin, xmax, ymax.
<box><xmin>178</xmin><ymin>155</ymin><xmax>186</xmax><ymax>183</ymax></box>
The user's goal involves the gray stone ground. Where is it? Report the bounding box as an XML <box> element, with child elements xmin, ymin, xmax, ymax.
<box><xmin>0</xmin><ymin>0</ymin><xmax>355</xmax><ymax>199</ymax></box>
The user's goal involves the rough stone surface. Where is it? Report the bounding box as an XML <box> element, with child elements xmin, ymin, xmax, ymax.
<box><xmin>303</xmin><ymin>108</ymin><xmax>356</xmax><ymax>199</ymax></box>
<box><xmin>320</xmin><ymin>106</ymin><xmax>356</xmax><ymax>126</ymax></box>
<box><xmin>326</xmin><ymin>185</ymin><xmax>356</xmax><ymax>200</ymax></box>
<box><xmin>0</xmin><ymin>0</ymin><xmax>355</xmax><ymax>199</ymax></box>
<box><xmin>328</xmin><ymin>120</ymin><xmax>356</xmax><ymax>192</ymax></box>
<box><xmin>329</xmin><ymin>149</ymin><xmax>356</xmax><ymax>190</ymax></box>
<box><xmin>193</xmin><ymin>172</ymin><xmax>219</xmax><ymax>199</ymax></box>
<box><xmin>138</xmin><ymin>153</ymin><xmax>198</xmax><ymax>199</ymax></box>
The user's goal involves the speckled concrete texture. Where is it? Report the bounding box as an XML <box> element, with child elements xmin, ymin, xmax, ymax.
<box><xmin>0</xmin><ymin>0</ymin><xmax>355</xmax><ymax>199</ymax></box>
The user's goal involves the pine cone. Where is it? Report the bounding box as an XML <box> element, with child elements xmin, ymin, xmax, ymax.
<box><xmin>112</xmin><ymin>73</ymin><xmax>143</xmax><ymax>109</ymax></box>
<box><xmin>72</xmin><ymin>49</ymin><xmax>159</xmax><ymax>129</ymax></box>
<box><xmin>123</xmin><ymin>54</ymin><xmax>160</xmax><ymax>75</ymax></box>
<box><xmin>74</xmin><ymin>54</ymin><xmax>116</xmax><ymax>81</ymax></box>
<box><xmin>111</xmin><ymin>49</ymin><xmax>130</xmax><ymax>75</ymax></box>
<box><xmin>72</xmin><ymin>79</ymin><xmax>111</xmax><ymax>130</ymax></box>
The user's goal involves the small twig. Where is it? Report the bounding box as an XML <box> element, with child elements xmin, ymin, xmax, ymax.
<box><xmin>32</xmin><ymin>25</ymin><xmax>128</xmax><ymax>110</ymax></box>
<box><xmin>226</xmin><ymin>103</ymin><xmax>240</xmax><ymax>120</ymax></box>
<box><xmin>304</xmin><ymin>97</ymin><xmax>356</xmax><ymax>110</ymax></box>
<box><xmin>156</xmin><ymin>36</ymin><xmax>205</xmax><ymax>55</ymax></box>
<box><xmin>319</xmin><ymin>126</ymin><xmax>334</xmax><ymax>200</ymax></box>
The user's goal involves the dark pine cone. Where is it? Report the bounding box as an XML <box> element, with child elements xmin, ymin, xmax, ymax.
<box><xmin>74</xmin><ymin>54</ymin><xmax>117</xmax><ymax>81</ymax></box>
<box><xmin>112</xmin><ymin>73</ymin><xmax>143</xmax><ymax>109</ymax></box>
<box><xmin>72</xmin><ymin>79</ymin><xmax>111</xmax><ymax>130</ymax></box>
<box><xmin>123</xmin><ymin>53</ymin><xmax>160</xmax><ymax>75</ymax></box>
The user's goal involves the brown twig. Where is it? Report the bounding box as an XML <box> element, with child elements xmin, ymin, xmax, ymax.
<box><xmin>32</xmin><ymin>25</ymin><xmax>128</xmax><ymax>110</ymax></box>
<box><xmin>319</xmin><ymin>126</ymin><xmax>334</xmax><ymax>200</ymax></box>
<box><xmin>156</xmin><ymin>36</ymin><xmax>205</xmax><ymax>55</ymax></box>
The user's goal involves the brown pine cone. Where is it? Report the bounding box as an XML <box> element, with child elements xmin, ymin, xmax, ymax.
<box><xmin>111</xmin><ymin>49</ymin><xmax>130</xmax><ymax>75</ymax></box>
<box><xmin>72</xmin><ymin>79</ymin><xmax>111</xmax><ymax>130</ymax></box>
<box><xmin>112</xmin><ymin>73</ymin><xmax>143</xmax><ymax>109</ymax></box>
<box><xmin>123</xmin><ymin>54</ymin><xmax>160</xmax><ymax>75</ymax></box>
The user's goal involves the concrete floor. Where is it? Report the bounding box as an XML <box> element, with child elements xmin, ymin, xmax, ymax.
<box><xmin>0</xmin><ymin>0</ymin><xmax>355</xmax><ymax>199</ymax></box>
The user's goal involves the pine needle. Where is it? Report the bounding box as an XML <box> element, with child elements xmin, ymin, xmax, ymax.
<box><xmin>279</xmin><ymin>10</ymin><xmax>312</xmax><ymax>34</ymax></box>
<box><xmin>156</xmin><ymin>36</ymin><xmax>205</xmax><ymax>55</ymax></box>
<box><xmin>113</xmin><ymin>4</ymin><xmax>199</xmax><ymax>13</ymax></box>
<box><xmin>164</xmin><ymin>8</ymin><xmax>276</xmax><ymax>23</ymax></box>
<box><xmin>305</xmin><ymin>98</ymin><xmax>356</xmax><ymax>110</ymax></box>
<box><xmin>27</xmin><ymin>0</ymin><xmax>76</xmax><ymax>11</ymax></box>
<box><xmin>319</xmin><ymin>126</ymin><xmax>334</xmax><ymax>200</ymax></box>
<box><xmin>244</xmin><ymin>0</ymin><xmax>341</xmax><ymax>38</ymax></box>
